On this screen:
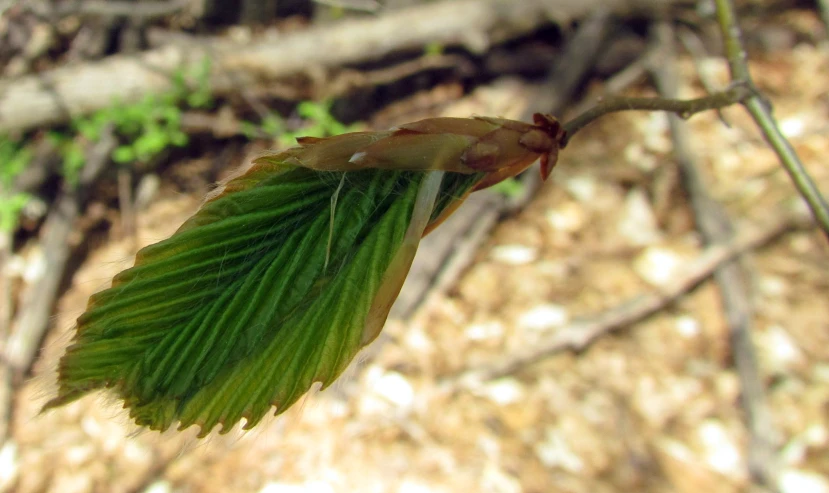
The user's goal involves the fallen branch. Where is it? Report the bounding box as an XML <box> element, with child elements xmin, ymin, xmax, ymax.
<box><xmin>0</xmin><ymin>228</ymin><xmax>12</xmax><ymax>444</ymax></box>
<box><xmin>651</xmin><ymin>21</ymin><xmax>781</xmax><ymax>490</ymax></box>
<box><xmin>25</xmin><ymin>0</ymin><xmax>189</xmax><ymax>19</ymax></box>
<box><xmin>0</xmin><ymin>0</ymin><xmax>681</xmax><ymax>134</ymax></box>
<box><xmin>449</xmin><ymin>209</ymin><xmax>811</xmax><ymax>387</ymax></box>
<box><xmin>5</xmin><ymin>128</ymin><xmax>116</xmax><ymax>377</ymax></box>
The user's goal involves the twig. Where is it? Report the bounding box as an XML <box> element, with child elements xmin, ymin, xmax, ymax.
<box><xmin>561</xmin><ymin>84</ymin><xmax>750</xmax><ymax>145</ymax></box>
<box><xmin>0</xmin><ymin>231</ymin><xmax>11</xmax><ymax>348</ymax></box>
<box><xmin>0</xmin><ymin>229</ymin><xmax>13</xmax><ymax>443</ymax></box>
<box><xmin>180</xmin><ymin>111</ymin><xmax>267</xmax><ymax>139</ymax></box>
<box><xmin>117</xmin><ymin>168</ymin><xmax>136</xmax><ymax>241</ymax></box>
<box><xmin>714</xmin><ymin>0</ymin><xmax>829</xmax><ymax>242</ymax></box>
<box><xmin>448</xmin><ymin>209</ymin><xmax>810</xmax><ymax>386</ymax></box>
<box><xmin>5</xmin><ymin>127</ymin><xmax>116</xmax><ymax>377</ymax></box>
<box><xmin>323</xmin><ymin>53</ymin><xmax>473</xmax><ymax>99</ymax></box>
<box><xmin>650</xmin><ymin>21</ymin><xmax>780</xmax><ymax>491</ymax></box>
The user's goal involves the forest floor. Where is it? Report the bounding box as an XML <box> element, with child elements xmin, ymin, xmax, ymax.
<box><xmin>3</xmin><ymin>6</ymin><xmax>829</xmax><ymax>493</ymax></box>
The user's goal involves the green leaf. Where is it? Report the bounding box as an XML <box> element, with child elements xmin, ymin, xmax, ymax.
<box><xmin>424</xmin><ymin>41</ymin><xmax>445</xmax><ymax>56</ymax></box>
<box><xmin>0</xmin><ymin>192</ymin><xmax>31</xmax><ymax>232</ymax></box>
<box><xmin>240</xmin><ymin>121</ymin><xmax>259</xmax><ymax>140</ymax></box>
<box><xmin>187</xmin><ymin>90</ymin><xmax>212</xmax><ymax>109</ymax></box>
<box><xmin>170</xmin><ymin>130</ymin><xmax>189</xmax><ymax>147</ymax></box>
<box><xmin>62</xmin><ymin>142</ymin><xmax>86</xmax><ymax>186</ymax></box>
<box><xmin>0</xmin><ymin>138</ymin><xmax>31</xmax><ymax>187</ymax></box>
<box><xmin>47</xmin><ymin>162</ymin><xmax>481</xmax><ymax>435</ymax></box>
<box><xmin>133</xmin><ymin>130</ymin><xmax>169</xmax><ymax>160</ymax></box>
<box><xmin>112</xmin><ymin>145</ymin><xmax>135</xmax><ymax>164</ymax></box>
<box><xmin>261</xmin><ymin>115</ymin><xmax>284</xmax><ymax>136</ymax></box>
<box><xmin>75</xmin><ymin>117</ymin><xmax>104</xmax><ymax>141</ymax></box>
<box><xmin>490</xmin><ymin>177</ymin><xmax>525</xmax><ymax>198</ymax></box>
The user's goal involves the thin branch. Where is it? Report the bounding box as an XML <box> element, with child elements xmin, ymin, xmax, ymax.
<box><xmin>561</xmin><ymin>84</ymin><xmax>750</xmax><ymax>145</ymax></box>
<box><xmin>448</xmin><ymin>209</ymin><xmax>810</xmax><ymax>387</ymax></box>
<box><xmin>651</xmin><ymin>21</ymin><xmax>780</xmax><ymax>491</ymax></box>
<box><xmin>0</xmin><ymin>229</ymin><xmax>12</xmax><ymax>444</ymax></box>
<box><xmin>744</xmin><ymin>97</ymin><xmax>829</xmax><ymax>237</ymax></box>
<box><xmin>714</xmin><ymin>0</ymin><xmax>829</xmax><ymax>242</ymax></box>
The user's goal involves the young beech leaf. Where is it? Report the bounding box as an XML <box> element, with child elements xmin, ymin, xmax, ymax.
<box><xmin>44</xmin><ymin>113</ymin><xmax>565</xmax><ymax>436</ymax></box>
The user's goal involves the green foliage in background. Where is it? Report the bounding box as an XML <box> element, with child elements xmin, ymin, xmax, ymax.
<box><xmin>109</xmin><ymin>57</ymin><xmax>212</xmax><ymax>165</ymax></box>
<box><xmin>490</xmin><ymin>177</ymin><xmax>524</xmax><ymax>198</ymax></box>
<box><xmin>47</xmin><ymin>130</ymin><xmax>86</xmax><ymax>188</ymax></box>
<box><xmin>0</xmin><ymin>58</ymin><xmax>212</xmax><ymax>234</ymax></box>
<box><xmin>0</xmin><ymin>138</ymin><xmax>33</xmax><ymax>232</ymax></box>
<box><xmin>48</xmin><ymin>57</ymin><xmax>213</xmax><ymax>183</ymax></box>
<box><xmin>242</xmin><ymin>100</ymin><xmax>362</xmax><ymax>147</ymax></box>
<box><xmin>424</xmin><ymin>41</ymin><xmax>445</xmax><ymax>57</ymax></box>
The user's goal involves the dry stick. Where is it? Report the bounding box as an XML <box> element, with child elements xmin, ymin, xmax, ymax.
<box><xmin>5</xmin><ymin>128</ymin><xmax>116</xmax><ymax>377</ymax></box>
<box><xmin>449</xmin><ymin>210</ymin><xmax>810</xmax><ymax>387</ymax></box>
<box><xmin>651</xmin><ymin>22</ymin><xmax>780</xmax><ymax>490</ymax></box>
<box><xmin>27</xmin><ymin>0</ymin><xmax>189</xmax><ymax>19</ymax></box>
<box><xmin>0</xmin><ymin>361</ymin><xmax>8</xmax><ymax>445</ymax></box>
<box><xmin>323</xmin><ymin>54</ymin><xmax>473</xmax><ymax>100</ymax></box>
<box><xmin>0</xmin><ymin>230</ymin><xmax>12</xmax><ymax>444</ymax></box>
<box><xmin>0</xmin><ymin>0</ymin><xmax>683</xmax><ymax>134</ymax></box>
<box><xmin>118</xmin><ymin>168</ymin><xmax>136</xmax><ymax>241</ymax></box>
<box><xmin>0</xmin><ymin>232</ymin><xmax>11</xmax><ymax>345</ymax></box>
<box><xmin>714</xmin><ymin>0</ymin><xmax>829</xmax><ymax>241</ymax></box>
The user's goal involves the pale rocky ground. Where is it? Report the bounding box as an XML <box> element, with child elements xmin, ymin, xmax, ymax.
<box><xmin>5</xmin><ymin>26</ymin><xmax>829</xmax><ymax>493</ymax></box>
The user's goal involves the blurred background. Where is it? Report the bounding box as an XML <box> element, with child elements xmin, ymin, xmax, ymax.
<box><xmin>0</xmin><ymin>0</ymin><xmax>827</xmax><ymax>492</ymax></box>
